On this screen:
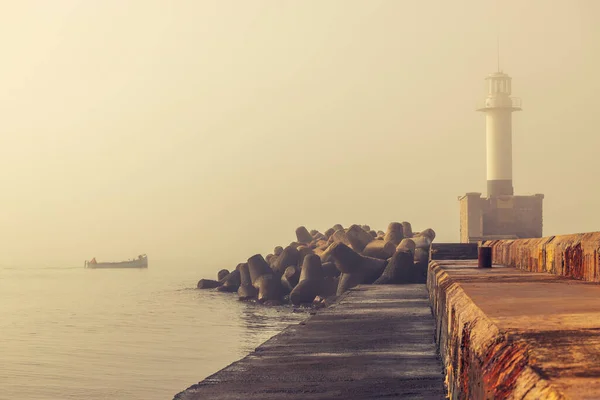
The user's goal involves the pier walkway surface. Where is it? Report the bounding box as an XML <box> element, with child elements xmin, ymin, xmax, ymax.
<box><xmin>430</xmin><ymin>261</ymin><xmax>600</xmax><ymax>399</ymax></box>
<box><xmin>174</xmin><ymin>285</ymin><xmax>445</xmax><ymax>399</ymax></box>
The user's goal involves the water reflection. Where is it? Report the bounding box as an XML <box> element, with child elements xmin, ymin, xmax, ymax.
<box><xmin>0</xmin><ymin>264</ymin><xmax>308</xmax><ymax>400</ymax></box>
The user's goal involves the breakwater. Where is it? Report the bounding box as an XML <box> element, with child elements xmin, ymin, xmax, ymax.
<box><xmin>483</xmin><ymin>232</ymin><xmax>600</xmax><ymax>282</ymax></box>
<box><xmin>175</xmin><ymin>285</ymin><xmax>445</xmax><ymax>399</ymax></box>
<box><xmin>196</xmin><ymin>222</ymin><xmax>436</xmax><ymax>307</ymax></box>
<box><xmin>189</xmin><ymin>229</ymin><xmax>600</xmax><ymax>399</ymax></box>
<box><xmin>429</xmin><ymin>235</ymin><xmax>600</xmax><ymax>399</ymax></box>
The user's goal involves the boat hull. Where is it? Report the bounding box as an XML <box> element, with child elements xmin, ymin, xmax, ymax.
<box><xmin>86</xmin><ymin>258</ymin><xmax>148</xmax><ymax>269</ymax></box>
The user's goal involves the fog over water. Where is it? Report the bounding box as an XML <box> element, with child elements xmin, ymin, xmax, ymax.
<box><xmin>0</xmin><ymin>1</ymin><xmax>599</xmax><ymax>399</ymax></box>
<box><xmin>0</xmin><ymin>1</ymin><xmax>598</xmax><ymax>267</ymax></box>
<box><xmin>0</xmin><ymin>263</ymin><xmax>306</xmax><ymax>399</ymax></box>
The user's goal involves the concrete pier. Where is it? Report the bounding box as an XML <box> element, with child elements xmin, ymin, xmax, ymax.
<box><xmin>429</xmin><ymin>260</ymin><xmax>600</xmax><ymax>399</ymax></box>
<box><xmin>175</xmin><ymin>285</ymin><xmax>445</xmax><ymax>399</ymax></box>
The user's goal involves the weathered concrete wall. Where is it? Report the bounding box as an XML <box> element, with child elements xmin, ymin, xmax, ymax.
<box><xmin>428</xmin><ymin>261</ymin><xmax>565</xmax><ymax>399</ymax></box>
<box><xmin>483</xmin><ymin>232</ymin><xmax>600</xmax><ymax>282</ymax></box>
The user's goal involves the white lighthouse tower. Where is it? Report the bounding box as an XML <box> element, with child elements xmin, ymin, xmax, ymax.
<box><xmin>477</xmin><ymin>71</ymin><xmax>521</xmax><ymax>197</ymax></box>
<box><xmin>458</xmin><ymin>69</ymin><xmax>544</xmax><ymax>243</ymax></box>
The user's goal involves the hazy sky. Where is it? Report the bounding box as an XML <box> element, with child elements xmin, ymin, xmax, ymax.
<box><xmin>1</xmin><ymin>1</ymin><xmax>598</xmax><ymax>267</ymax></box>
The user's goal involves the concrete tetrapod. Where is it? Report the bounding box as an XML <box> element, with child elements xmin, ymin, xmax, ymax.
<box><xmin>265</xmin><ymin>254</ymin><xmax>275</xmax><ymax>264</ymax></box>
<box><xmin>237</xmin><ymin>263</ymin><xmax>258</xmax><ymax>300</ymax></box>
<box><xmin>247</xmin><ymin>254</ymin><xmax>273</xmax><ymax>283</ymax></box>
<box><xmin>396</xmin><ymin>238</ymin><xmax>416</xmax><ymax>253</ymax></box>
<box><xmin>197</xmin><ymin>279</ymin><xmax>221</xmax><ymax>289</ymax></box>
<box><xmin>253</xmin><ymin>274</ymin><xmax>283</xmax><ymax>304</ymax></box>
<box><xmin>217</xmin><ymin>269</ymin><xmax>230</xmax><ymax>282</ymax></box>
<box><xmin>362</xmin><ymin>240</ymin><xmax>397</xmax><ymax>260</ymax></box>
<box><xmin>247</xmin><ymin>254</ymin><xmax>283</xmax><ymax>303</ymax></box>
<box><xmin>401</xmin><ymin>221</ymin><xmax>413</xmax><ymax>238</ymax></box>
<box><xmin>373</xmin><ymin>250</ymin><xmax>414</xmax><ymax>284</ymax></box>
<box><xmin>272</xmin><ymin>246</ymin><xmax>300</xmax><ymax>275</ymax></box>
<box><xmin>281</xmin><ymin>266</ymin><xmax>300</xmax><ymax>293</ymax></box>
<box><xmin>296</xmin><ymin>246</ymin><xmax>314</xmax><ymax>264</ymax></box>
<box><xmin>412</xmin><ymin>248</ymin><xmax>430</xmax><ymax>283</ymax></box>
<box><xmin>346</xmin><ymin>224</ymin><xmax>374</xmax><ymax>252</ymax></box>
<box><xmin>384</xmin><ymin>222</ymin><xmax>405</xmax><ymax>246</ymax></box>
<box><xmin>321</xmin><ymin>261</ymin><xmax>340</xmax><ymax>278</ymax></box>
<box><xmin>315</xmin><ymin>242</ymin><xmax>337</xmax><ymax>263</ymax></box>
<box><xmin>332</xmin><ymin>229</ymin><xmax>352</xmax><ymax>247</ymax></box>
<box><xmin>295</xmin><ymin>226</ymin><xmax>313</xmax><ymax>244</ymax></box>
<box><xmin>311</xmin><ymin>232</ymin><xmax>326</xmax><ymax>241</ymax></box>
<box><xmin>419</xmin><ymin>228</ymin><xmax>436</xmax><ymax>241</ymax></box>
<box><xmin>217</xmin><ymin>269</ymin><xmax>241</xmax><ymax>292</ymax></box>
<box><xmin>411</xmin><ymin>235</ymin><xmax>432</xmax><ymax>249</ymax></box>
<box><xmin>289</xmin><ymin>254</ymin><xmax>326</xmax><ymax>305</ymax></box>
<box><xmin>329</xmin><ymin>243</ymin><xmax>387</xmax><ymax>295</ymax></box>
<box><xmin>320</xmin><ymin>276</ymin><xmax>339</xmax><ymax>297</ymax></box>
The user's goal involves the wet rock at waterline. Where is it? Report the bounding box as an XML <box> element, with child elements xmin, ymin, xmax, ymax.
<box><xmin>247</xmin><ymin>254</ymin><xmax>272</xmax><ymax>284</ymax></box>
<box><xmin>290</xmin><ymin>254</ymin><xmax>324</xmax><ymax>305</ymax></box>
<box><xmin>197</xmin><ymin>279</ymin><xmax>221</xmax><ymax>289</ymax></box>
<box><xmin>254</xmin><ymin>274</ymin><xmax>283</xmax><ymax>303</ymax></box>
<box><xmin>217</xmin><ymin>270</ymin><xmax>241</xmax><ymax>292</ymax></box>
<box><xmin>237</xmin><ymin>263</ymin><xmax>258</xmax><ymax>300</ymax></box>
<box><xmin>217</xmin><ymin>269</ymin><xmax>230</xmax><ymax>282</ymax></box>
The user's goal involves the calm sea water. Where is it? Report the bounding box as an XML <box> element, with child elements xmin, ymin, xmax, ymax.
<box><xmin>0</xmin><ymin>263</ymin><xmax>306</xmax><ymax>400</ymax></box>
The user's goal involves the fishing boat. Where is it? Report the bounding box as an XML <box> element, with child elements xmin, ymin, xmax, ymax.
<box><xmin>85</xmin><ymin>254</ymin><xmax>148</xmax><ymax>269</ymax></box>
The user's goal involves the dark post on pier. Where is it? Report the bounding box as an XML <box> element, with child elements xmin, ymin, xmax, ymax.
<box><xmin>478</xmin><ymin>246</ymin><xmax>492</xmax><ymax>268</ymax></box>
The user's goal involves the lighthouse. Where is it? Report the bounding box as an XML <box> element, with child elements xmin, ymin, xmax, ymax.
<box><xmin>458</xmin><ymin>70</ymin><xmax>544</xmax><ymax>243</ymax></box>
<box><xmin>477</xmin><ymin>71</ymin><xmax>521</xmax><ymax>197</ymax></box>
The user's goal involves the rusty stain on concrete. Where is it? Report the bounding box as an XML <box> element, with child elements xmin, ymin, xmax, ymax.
<box><xmin>429</xmin><ymin>259</ymin><xmax>600</xmax><ymax>399</ymax></box>
<box><xmin>484</xmin><ymin>232</ymin><xmax>600</xmax><ymax>282</ymax></box>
